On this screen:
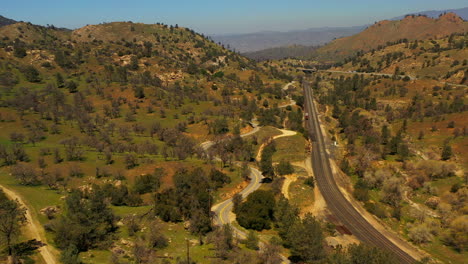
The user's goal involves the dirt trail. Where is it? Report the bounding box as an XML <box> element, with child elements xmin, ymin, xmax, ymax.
<box><xmin>256</xmin><ymin>129</ymin><xmax>297</xmax><ymax>162</ymax></box>
<box><xmin>0</xmin><ymin>184</ymin><xmax>58</xmax><ymax>264</ymax></box>
<box><xmin>281</xmin><ymin>175</ymin><xmax>295</xmax><ymax>199</ymax></box>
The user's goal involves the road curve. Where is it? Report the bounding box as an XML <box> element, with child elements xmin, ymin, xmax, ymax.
<box><xmin>205</xmin><ymin>126</ymin><xmax>295</xmax><ymax>263</ymax></box>
<box><xmin>303</xmin><ymin>80</ymin><xmax>418</xmax><ymax>264</ymax></box>
<box><xmin>0</xmin><ymin>184</ymin><xmax>58</xmax><ymax>264</ymax></box>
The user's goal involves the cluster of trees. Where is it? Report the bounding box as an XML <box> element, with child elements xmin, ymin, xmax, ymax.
<box><xmin>211</xmin><ymin>134</ymin><xmax>255</xmax><ymax>166</ymax></box>
<box><xmin>235</xmin><ymin>190</ymin><xmax>276</xmax><ymax>230</ymax></box>
<box><xmin>154</xmin><ymin>167</ymin><xmax>231</xmax><ymax>236</ymax></box>
<box><xmin>48</xmin><ymin>186</ymin><xmax>116</xmax><ymax>262</ymax></box>
<box><xmin>234</xmin><ymin>191</ymin><xmax>328</xmax><ymax>262</ymax></box>
<box><xmin>260</xmin><ymin>141</ymin><xmax>276</xmax><ymax>178</ymax></box>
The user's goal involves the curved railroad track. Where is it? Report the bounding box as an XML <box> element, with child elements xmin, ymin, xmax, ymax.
<box><xmin>303</xmin><ymin>80</ymin><xmax>419</xmax><ymax>264</ymax></box>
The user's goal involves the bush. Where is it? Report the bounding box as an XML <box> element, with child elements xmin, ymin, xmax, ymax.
<box><xmin>276</xmin><ymin>160</ymin><xmax>294</xmax><ymax>176</ymax></box>
<box><xmin>22</xmin><ymin>66</ymin><xmax>41</xmax><ymax>83</ymax></box>
<box><xmin>133</xmin><ymin>172</ymin><xmax>161</xmax><ymax>194</ymax></box>
<box><xmin>408</xmin><ymin>224</ymin><xmax>433</xmax><ymax>244</ymax></box>
<box><xmin>209</xmin><ymin>169</ymin><xmax>231</xmax><ymax>189</ymax></box>
<box><xmin>304</xmin><ymin>176</ymin><xmax>315</xmax><ymax>188</ymax></box>
<box><xmin>354</xmin><ymin>188</ymin><xmax>369</xmax><ymax>202</ymax></box>
<box><xmin>364</xmin><ymin>202</ymin><xmax>387</xmax><ymax>219</ymax></box>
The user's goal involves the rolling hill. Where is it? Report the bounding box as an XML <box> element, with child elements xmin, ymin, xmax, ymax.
<box><xmin>0</xmin><ymin>19</ymin><xmax>297</xmax><ymax>263</ymax></box>
<box><xmin>315</xmin><ymin>13</ymin><xmax>468</xmax><ymax>61</ymax></box>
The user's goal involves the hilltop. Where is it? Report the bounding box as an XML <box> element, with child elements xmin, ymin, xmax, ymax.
<box><xmin>0</xmin><ymin>15</ymin><xmax>16</xmax><ymax>27</ymax></box>
<box><xmin>392</xmin><ymin>6</ymin><xmax>468</xmax><ymax>20</ymax></box>
<box><xmin>316</xmin><ymin>13</ymin><xmax>468</xmax><ymax>61</ymax></box>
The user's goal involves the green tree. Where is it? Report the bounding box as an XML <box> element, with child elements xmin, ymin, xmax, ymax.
<box><xmin>55</xmin><ymin>72</ymin><xmax>65</xmax><ymax>88</ymax></box>
<box><xmin>60</xmin><ymin>245</ymin><xmax>81</xmax><ymax>264</ymax></box>
<box><xmin>52</xmin><ymin>187</ymin><xmax>116</xmax><ymax>252</ymax></box>
<box><xmin>134</xmin><ymin>86</ymin><xmax>145</xmax><ymax>99</ymax></box>
<box><xmin>287</xmin><ymin>213</ymin><xmax>325</xmax><ymax>262</ymax></box>
<box><xmin>209</xmin><ymin>168</ymin><xmax>231</xmax><ymax>189</ymax></box>
<box><xmin>13</xmin><ymin>41</ymin><xmax>27</xmax><ymax>58</ymax></box>
<box><xmin>381</xmin><ymin>125</ymin><xmax>389</xmax><ymax>145</ymax></box>
<box><xmin>274</xmin><ymin>196</ymin><xmax>299</xmax><ymax>242</ymax></box>
<box><xmin>349</xmin><ymin>243</ymin><xmax>397</xmax><ymax>263</ymax></box>
<box><xmin>441</xmin><ymin>142</ymin><xmax>453</xmax><ymax>161</ymax></box>
<box><xmin>212</xmin><ymin>119</ymin><xmax>229</xmax><ymax>135</ymax></box>
<box><xmin>129</xmin><ymin>56</ymin><xmax>139</xmax><ymax>70</ymax></box>
<box><xmin>66</xmin><ymin>80</ymin><xmax>78</xmax><ymax>93</ymax></box>
<box><xmin>236</xmin><ymin>190</ymin><xmax>276</xmax><ymax>231</ymax></box>
<box><xmin>133</xmin><ymin>171</ymin><xmax>161</xmax><ymax>194</ymax></box>
<box><xmin>275</xmin><ymin>160</ymin><xmax>294</xmax><ymax>176</ymax></box>
<box><xmin>22</xmin><ymin>66</ymin><xmax>41</xmax><ymax>83</ymax></box>
<box><xmin>260</xmin><ymin>142</ymin><xmax>276</xmax><ymax>177</ymax></box>
<box><xmin>0</xmin><ymin>190</ymin><xmax>27</xmax><ymax>256</ymax></box>
<box><xmin>443</xmin><ymin>215</ymin><xmax>468</xmax><ymax>252</ymax></box>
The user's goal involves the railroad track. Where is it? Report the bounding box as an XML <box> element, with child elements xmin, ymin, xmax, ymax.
<box><xmin>303</xmin><ymin>80</ymin><xmax>417</xmax><ymax>264</ymax></box>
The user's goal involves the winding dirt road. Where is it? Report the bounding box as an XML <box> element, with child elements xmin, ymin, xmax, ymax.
<box><xmin>0</xmin><ymin>184</ymin><xmax>58</xmax><ymax>264</ymax></box>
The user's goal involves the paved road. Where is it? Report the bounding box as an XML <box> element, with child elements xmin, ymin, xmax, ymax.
<box><xmin>303</xmin><ymin>80</ymin><xmax>417</xmax><ymax>264</ymax></box>
<box><xmin>205</xmin><ymin>124</ymin><xmax>293</xmax><ymax>263</ymax></box>
<box><xmin>211</xmin><ymin>166</ymin><xmax>263</xmax><ymax>238</ymax></box>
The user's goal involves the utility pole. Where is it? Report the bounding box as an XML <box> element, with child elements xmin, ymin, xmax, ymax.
<box><xmin>186</xmin><ymin>238</ymin><xmax>190</xmax><ymax>264</ymax></box>
<box><xmin>207</xmin><ymin>188</ymin><xmax>213</xmax><ymax>221</ymax></box>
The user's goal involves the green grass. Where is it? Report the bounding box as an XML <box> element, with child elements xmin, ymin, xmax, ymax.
<box><xmin>272</xmin><ymin>134</ymin><xmax>306</xmax><ymax>163</ymax></box>
<box><xmin>421</xmin><ymin>238</ymin><xmax>468</xmax><ymax>264</ymax></box>
<box><xmin>111</xmin><ymin>205</ymin><xmax>152</xmax><ymax>217</ymax></box>
<box><xmin>157</xmin><ymin>222</ymin><xmax>214</xmax><ymax>262</ymax></box>
<box><xmin>288</xmin><ymin>177</ymin><xmax>314</xmax><ymax>210</ymax></box>
<box><xmin>431</xmin><ymin>176</ymin><xmax>462</xmax><ymax>194</ymax></box>
<box><xmin>80</xmin><ymin>250</ymin><xmax>112</xmax><ymax>264</ymax></box>
<box><xmin>0</xmin><ymin>170</ymin><xmax>64</xmax><ymax>225</ymax></box>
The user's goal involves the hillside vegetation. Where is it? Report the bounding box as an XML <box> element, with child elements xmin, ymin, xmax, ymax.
<box><xmin>334</xmin><ymin>33</ymin><xmax>468</xmax><ymax>84</ymax></box>
<box><xmin>0</xmin><ymin>20</ymin><xmax>300</xmax><ymax>263</ymax></box>
<box><xmin>316</xmin><ymin>13</ymin><xmax>468</xmax><ymax>61</ymax></box>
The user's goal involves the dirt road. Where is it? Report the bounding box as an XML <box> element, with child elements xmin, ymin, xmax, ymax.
<box><xmin>0</xmin><ymin>184</ymin><xmax>58</xmax><ymax>264</ymax></box>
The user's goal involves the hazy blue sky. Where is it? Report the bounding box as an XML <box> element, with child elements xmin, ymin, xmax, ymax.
<box><xmin>2</xmin><ymin>0</ymin><xmax>467</xmax><ymax>34</ymax></box>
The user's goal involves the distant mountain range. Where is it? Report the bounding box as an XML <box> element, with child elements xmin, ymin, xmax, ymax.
<box><xmin>212</xmin><ymin>26</ymin><xmax>365</xmax><ymax>53</ymax></box>
<box><xmin>243</xmin><ymin>45</ymin><xmax>319</xmax><ymax>61</ymax></box>
<box><xmin>212</xmin><ymin>7</ymin><xmax>468</xmax><ymax>54</ymax></box>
